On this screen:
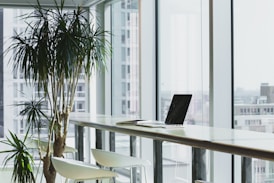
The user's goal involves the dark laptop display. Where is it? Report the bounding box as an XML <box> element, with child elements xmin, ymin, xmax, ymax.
<box><xmin>165</xmin><ymin>94</ymin><xmax>192</xmax><ymax>125</ymax></box>
<box><xmin>133</xmin><ymin>94</ymin><xmax>192</xmax><ymax>127</ymax></box>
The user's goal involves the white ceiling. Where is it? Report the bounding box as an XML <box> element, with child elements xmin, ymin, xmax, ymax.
<box><xmin>0</xmin><ymin>0</ymin><xmax>99</xmax><ymax>8</ymax></box>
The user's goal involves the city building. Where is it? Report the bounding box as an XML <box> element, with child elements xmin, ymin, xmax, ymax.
<box><xmin>234</xmin><ymin>83</ymin><xmax>274</xmax><ymax>182</ymax></box>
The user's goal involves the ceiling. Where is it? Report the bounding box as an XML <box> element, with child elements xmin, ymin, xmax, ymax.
<box><xmin>0</xmin><ymin>0</ymin><xmax>100</xmax><ymax>8</ymax></box>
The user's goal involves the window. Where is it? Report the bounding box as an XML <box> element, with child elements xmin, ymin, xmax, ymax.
<box><xmin>121</xmin><ymin>65</ymin><xmax>126</xmax><ymax>79</ymax></box>
<box><xmin>158</xmin><ymin>0</ymin><xmax>209</xmax><ymax>181</ymax></box>
<box><xmin>233</xmin><ymin>0</ymin><xmax>274</xmax><ymax>182</ymax></box>
<box><xmin>121</xmin><ymin>12</ymin><xmax>125</xmax><ymax>26</ymax></box>
<box><xmin>77</xmin><ymin>85</ymin><xmax>83</xmax><ymax>91</ymax></box>
<box><xmin>127</xmin><ymin>47</ymin><xmax>130</xmax><ymax>56</ymax></box>
<box><xmin>121</xmin><ymin>47</ymin><xmax>126</xmax><ymax>61</ymax></box>
<box><xmin>121</xmin><ymin>30</ymin><xmax>126</xmax><ymax>44</ymax></box>
<box><xmin>78</xmin><ymin>102</ymin><xmax>83</xmax><ymax>109</ymax></box>
<box><xmin>109</xmin><ymin>1</ymin><xmax>140</xmax><ymax>182</ymax></box>
<box><xmin>13</xmin><ymin>83</ymin><xmax>17</xmax><ymax>98</ymax></box>
<box><xmin>121</xmin><ymin>0</ymin><xmax>125</xmax><ymax>8</ymax></box>
<box><xmin>111</xmin><ymin>0</ymin><xmax>139</xmax><ymax>117</ymax></box>
<box><xmin>127</xmin><ymin>29</ymin><xmax>130</xmax><ymax>39</ymax></box>
<box><xmin>1</xmin><ymin>7</ymin><xmax>89</xmax><ymax>151</ymax></box>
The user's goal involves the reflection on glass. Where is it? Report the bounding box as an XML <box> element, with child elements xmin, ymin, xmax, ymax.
<box><xmin>158</xmin><ymin>0</ymin><xmax>209</xmax><ymax>182</ymax></box>
<box><xmin>1</xmin><ymin>7</ymin><xmax>88</xmax><ymax>171</ymax></box>
<box><xmin>112</xmin><ymin>0</ymin><xmax>139</xmax><ymax>117</ymax></box>
<box><xmin>234</xmin><ymin>0</ymin><xmax>274</xmax><ymax>182</ymax></box>
<box><xmin>3</xmin><ymin>8</ymin><xmax>89</xmax><ymax>135</ymax></box>
<box><xmin>0</xmin><ymin>9</ymin><xmax>3</xmax><ymax>138</ymax></box>
<box><xmin>111</xmin><ymin>1</ymin><xmax>140</xmax><ymax>182</ymax></box>
<box><xmin>159</xmin><ymin>0</ymin><xmax>209</xmax><ymax>125</ymax></box>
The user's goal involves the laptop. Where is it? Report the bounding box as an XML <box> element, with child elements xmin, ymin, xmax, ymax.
<box><xmin>136</xmin><ymin>94</ymin><xmax>192</xmax><ymax>128</ymax></box>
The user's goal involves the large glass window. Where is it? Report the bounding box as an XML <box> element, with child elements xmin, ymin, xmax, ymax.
<box><xmin>0</xmin><ymin>9</ymin><xmax>3</xmax><ymax>138</ymax></box>
<box><xmin>234</xmin><ymin>0</ymin><xmax>274</xmax><ymax>182</ymax></box>
<box><xmin>111</xmin><ymin>0</ymin><xmax>139</xmax><ymax>117</ymax></box>
<box><xmin>158</xmin><ymin>0</ymin><xmax>209</xmax><ymax>182</ymax></box>
<box><xmin>110</xmin><ymin>0</ymin><xmax>140</xmax><ymax>182</ymax></box>
<box><xmin>2</xmin><ymin>8</ymin><xmax>89</xmax><ymax>135</ymax></box>
<box><xmin>0</xmin><ymin>7</ymin><xmax>89</xmax><ymax>164</ymax></box>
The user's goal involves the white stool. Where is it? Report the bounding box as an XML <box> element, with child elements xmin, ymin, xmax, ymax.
<box><xmin>91</xmin><ymin>148</ymin><xmax>150</xmax><ymax>183</ymax></box>
<box><xmin>26</xmin><ymin>137</ymin><xmax>78</xmax><ymax>181</ymax></box>
<box><xmin>29</xmin><ymin>138</ymin><xmax>78</xmax><ymax>157</ymax></box>
<box><xmin>51</xmin><ymin>156</ymin><xmax>117</xmax><ymax>183</ymax></box>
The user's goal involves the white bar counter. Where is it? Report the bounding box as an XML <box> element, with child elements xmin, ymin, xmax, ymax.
<box><xmin>70</xmin><ymin>113</ymin><xmax>274</xmax><ymax>161</ymax></box>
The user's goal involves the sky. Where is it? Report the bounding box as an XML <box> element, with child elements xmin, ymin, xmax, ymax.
<box><xmin>234</xmin><ymin>0</ymin><xmax>274</xmax><ymax>90</ymax></box>
<box><xmin>160</xmin><ymin>0</ymin><xmax>274</xmax><ymax>92</ymax></box>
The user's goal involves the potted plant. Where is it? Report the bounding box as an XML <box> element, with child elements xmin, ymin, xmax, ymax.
<box><xmin>5</xmin><ymin>0</ymin><xmax>110</xmax><ymax>182</ymax></box>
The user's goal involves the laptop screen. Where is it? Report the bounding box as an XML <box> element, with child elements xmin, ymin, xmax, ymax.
<box><xmin>164</xmin><ymin>94</ymin><xmax>192</xmax><ymax>125</ymax></box>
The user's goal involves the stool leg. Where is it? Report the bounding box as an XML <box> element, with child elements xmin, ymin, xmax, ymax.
<box><xmin>130</xmin><ymin>168</ymin><xmax>133</xmax><ymax>183</ymax></box>
<box><xmin>143</xmin><ymin>166</ymin><xmax>148</xmax><ymax>183</ymax></box>
<box><xmin>35</xmin><ymin>160</ymin><xmax>41</xmax><ymax>181</ymax></box>
<box><xmin>39</xmin><ymin>166</ymin><xmax>44</xmax><ymax>183</ymax></box>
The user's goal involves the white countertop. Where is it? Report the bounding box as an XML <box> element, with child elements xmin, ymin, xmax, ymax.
<box><xmin>70</xmin><ymin>113</ymin><xmax>274</xmax><ymax>161</ymax></box>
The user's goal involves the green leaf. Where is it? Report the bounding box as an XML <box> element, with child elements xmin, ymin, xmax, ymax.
<box><xmin>0</xmin><ymin>131</ymin><xmax>35</xmax><ymax>183</ymax></box>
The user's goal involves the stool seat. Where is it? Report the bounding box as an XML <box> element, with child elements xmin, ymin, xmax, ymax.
<box><xmin>25</xmin><ymin>137</ymin><xmax>78</xmax><ymax>182</ymax></box>
<box><xmin>27</xmin><ymin>138</ymin><xmax>77</xmax><ymax>154</ymax></box>
<box><xmin>91</xmin><ymin>148</ymin><xmax>150</xmax><ymax>168</ymax></box>
<box><xmin>51</xmin><ymin>157</ymin><xmax>117</xmax><ymax>182</ymax></box>
<box><xmin>91</xmin><ymin>148</ymin><xmax>150</xmax><ymax>183</ymax></box>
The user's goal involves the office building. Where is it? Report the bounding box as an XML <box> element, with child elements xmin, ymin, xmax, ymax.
<box><xmin>235</xmin><ymin>84</ymin><xmax>274</xmax><ymax>182</ymax></box>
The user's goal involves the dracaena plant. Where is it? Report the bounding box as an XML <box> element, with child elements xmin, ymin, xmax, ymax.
<box><xmin>0</xmin><ymin>129</ymin><xmax>35</xmax><ymax>183</ymax></box>
<box><xmin>5</xmin><ymin>0</ymin><xmax>110</xmax><ymax>182</ymax></box>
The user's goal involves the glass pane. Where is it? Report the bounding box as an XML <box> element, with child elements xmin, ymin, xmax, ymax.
<box><xmin>1</xmin><ymin>7</ymin><xmax>89</xmax><ymax>166</ymax></box>
<box><xmin>0</xmin><ymin>9</ymin><xmax>3</xmax><ymax>138</ymax></box>
<box><xmin>112</xmin><ymin>0</ymin><xmax>139</xmax><ymax>117</ymax></box>
<box><xmin>3</xmin><ymin>8</ymin><xmax>89</xmax><ymax>134</ymax></box>
<box><xmin>111</xmin><ymin>0</ymin><xmax>140</xmax><ymax>182</ymax></box>
<box><xmin>234</xmin><ymin>0</ymin><xmax>274</xmax><ymax>182</ymax></box>
<box><xmin>158</xmin><ymin>0</ymin><xmax>209</xmax><ymax>182</ymax></box>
